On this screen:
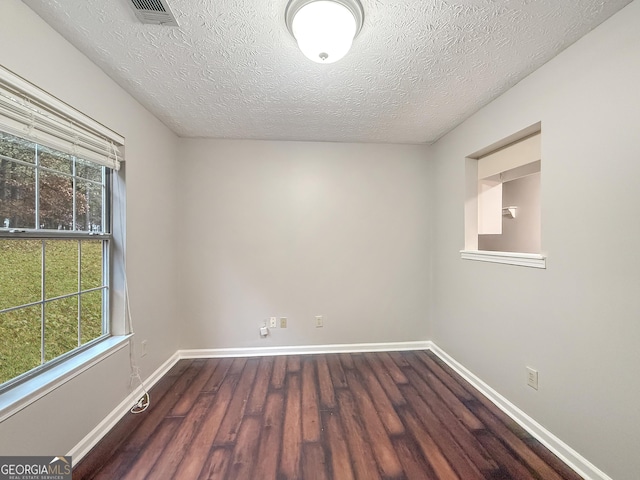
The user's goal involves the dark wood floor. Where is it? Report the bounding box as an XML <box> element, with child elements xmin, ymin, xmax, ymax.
<box><xmin>74</xmin><ymin>351</ymin><xmax>582</xmax><ymax>480</ymax></box>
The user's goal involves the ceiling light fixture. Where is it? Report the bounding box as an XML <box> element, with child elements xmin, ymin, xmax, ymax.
<box><xmin>285</xmin><ymin>0</ymin><xmax>364</xmax><ymax>64</ymax></box>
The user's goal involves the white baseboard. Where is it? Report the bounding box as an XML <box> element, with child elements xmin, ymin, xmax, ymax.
<box><xmin>178</xmin><ymin>340</ymin><xmax>431</xmax><ymax>359</ymax></box>
<box><xmin>427</xmin><ymin>343</ymin><xmax>612</xmax><ymax>480</ymax></box>
<box><xmin>68</xmin><ymin>351</ymin><xmax>180</xmax><ymax>465</ymax></box>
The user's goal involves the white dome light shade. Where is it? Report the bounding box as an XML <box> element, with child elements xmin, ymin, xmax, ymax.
<box><xmin>286</xmin><ymin>0</ymin><xmax>364</xmax><ymax>64</ymax></box>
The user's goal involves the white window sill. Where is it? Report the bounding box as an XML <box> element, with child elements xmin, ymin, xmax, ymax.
<box><xmin>0</xmin><ymin>335</ymin><xmax>131</xmax><ymax>423</ymax></box>
<box><xmin>460</xmin><ymin>250</ymin><xmax>546</xmax><ymax>269</ymax></box>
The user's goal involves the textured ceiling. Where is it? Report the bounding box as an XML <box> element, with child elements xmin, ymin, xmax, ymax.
<box><xmin>23</xmin><ymin>0</ymin><xmax>632</xmax><ymax>144</ymax></box>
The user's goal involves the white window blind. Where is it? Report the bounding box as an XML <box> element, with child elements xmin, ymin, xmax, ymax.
<box><xmin>0</xmin><ymin>65</ymin><xmax>123</xmax><ymax>170</ymax></box>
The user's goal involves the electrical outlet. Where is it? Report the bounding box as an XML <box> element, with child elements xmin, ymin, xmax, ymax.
<box><xmin>141</xmin><ymin>340</ymin><xmax>148</xmax><ymax>357</ymax></box>
<box><xmin>269</xmin><ymin>317</ymin><xmax>277</xmax><ymax>328</ymax></box>
<box><xmin>280</xmin><ymin>317</ymin><xmax>287</xmax><ymax>328</ymax></box>
<box><xmin>527</xmin><ymin>367</ymin><xmax>538</xmax><ymax>390</ymax></box>
<box><xmin>315</xmin><ymin>315</ymin><xmax>323</xmax><ymax>328</ymax></box>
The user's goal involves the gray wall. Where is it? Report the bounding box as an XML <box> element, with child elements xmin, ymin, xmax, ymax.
<box><xmin>177</xmin><ymin>139</ymin><xmax>433</xmax><ymax>349</ymax></box>
<box><xmin>0</xmin><ymin>0</ymin><xmax>180</xmax><ymax>456</ymax></box>
<box><xmin>431</xmin><ymin>2</ymin><xmax>640</xmax><ymax>479</ymax></box>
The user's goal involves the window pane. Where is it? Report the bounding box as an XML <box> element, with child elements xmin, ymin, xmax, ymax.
<box><xmin>81</xmin><ymin>240</ymin><xmax>103</xmax><ymax>290</ymax></box>
<box><xmin>0</xmin><ymin>305</ymin><xmax>42</xmax><ymax>384</ymax></box>
<box><xmin>39</xmin><ymin>170</ymin><xmax>74</xmax><ymax>230</ymax></box>
<box><xmin>0</xmin><ymin>239</ymin><xmax>42</xmax><ymax>310</ymax></box>
<box><xmin>38</xmin><ymin>145</ymin><xmax>72</xmax><ymax>175</ymax></box>
<box><xmin>76</xmin><ymin>158</ymin><xmax>102</xmax><ymax>183</ymax></box>
<box><xmin>75</xmin><ymin>179</ymin><xmax>103</xmax><ymax>232</ymax></box>
<box><xmin>44</xmin><ymin>296</ymin><xmax>78</xmax><ymax>362</ymax></box>
<box><xmin>45</xmin><ymin>240</ymin><xmax>78</xmax><ymax>299</ymax></box>
<box><xmin>0</xmin><ymin>132</ymin><xmax>36</xmax><ymax>164</ymax></box>
<box><xmin>80</xmin><ymin>290</ymin><xmax>103</xmax><ymax>344</ymax></box>
<box><xmin>0</xmin><ymin>159</ymin><xmax>36</xmax><ymax>229</ymax></box>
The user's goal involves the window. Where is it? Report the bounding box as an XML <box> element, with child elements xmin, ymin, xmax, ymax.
<box><xmin>0</xmin><ymin>132</ymin><xmax>111</xmax><ymax>387</ymax></box>
<box><xmin>0</xmin><ymin>65</ymin><xmax>123</xmax><ymax>391</ymax></box>
<box><xmin>462</xmin><ymin>125</ymin><xmax>545</xmax><ymax>268</ymax></box>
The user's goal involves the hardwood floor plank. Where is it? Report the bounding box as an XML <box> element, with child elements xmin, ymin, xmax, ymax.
<box><xmin>197</xmin><ymin>447</ymin><xmax>232</xmax><ymax>480</ymax></box>
<box><xmin>90</xmin><ymin>451</ymin><xmax>137</xmax><ymax>480</ymax></box>
<box><xmin>255</xmin><ymin>392</ymin><xmax>285</xmax><ymax>480</ymax></box>
<box><xmin>213</xmin><ymin>358</ymin><xmax>259</xmax><ymax>446</ymax></box>
<box><xmin>202</xmin><ymin>357</ymin><xmax>233</xmax><ymax>393</ymax></box>
<box><xmin>302</xmin><ymin>443</ymin><xmax>330</xmax><ymax>480</ymax></box>
<box><xmin>323</xmin><ymin>411</ymin><xmax>355</xmax><ymax>480</ymax></box>
<box><xmin>122</xmin><ymin>360</ymin><xmax>204</xmax><ymax>453</ymax></box>
<box><xmin>228</xmin><ymin>357</ymin><xmax>248</xmax><ymax>376</ymax></box>
<box><xmin>166</xmin><ymin>358</ymin><xmax>195</xmax><ymax>377</ymax></box>
<box><xmin>175</xmin><ymin>371</ymin><xmax>240</xmax><ymax>479</ymax></box>
<box><xmin>399</xmin><ymin>408</ymin><xmax>461</xmax><ymax>480</ymax></box>
<box><xmin>316</xmin><ymin>355</ymin><xmax>336</xmax><ymax>409</ymax></box>
<box><xmin>72</xmin><ymin>362</ymin><xmax>187</xmax><ymax>479</ymax></box>
<box><xmin>404</xmin><ymin>368</ymin><xmax>496</xmax><ymax>472</ymax></box>
<box><xmin>246</xmin><ymin>356</ymin><xmax>274</xmax><ymax>415</ymax></box>
<box><xmin>471</xmin><ymin>403</ymin><xmax>566</xmax><ymax>480</ymax></box>
<box><xmin>389</xmin><ymin>351</ymin><xmax>411</xmax><ymax>367</ymax></box>
<box><xmin>344</xmin><ymin>370</ymin><xmax>403</xmax><ymax>478</ymax></box>
<box><xmin>353</xmin><ymin>355</ymin><xmax>404</xmax><ymax>435</ymax></box>
<box><xmin>280</xmin><ymin>374</ymin><xmax>302</xmax><ymax>479</ymax></box>
<box><xmin>405</xmin><ymin>352</ymin><xmax>484</xmax><ymax>431</ymax></box>
<box><xmin>477</xmin><ymin>432</ymin><xmax>537</xmax><ymax>480</ymax></box>
<box><xmin>226</xmin><ymin>416</ymin><xmax>262</xmax><ymax>480</ymax></box>
<box><xmin>271</xmin><ymin>355</ymin><xmax>287</xmax><ymax>389</ymax></box>
<box><xmin>338</xmin><ymin>353</ymin><xmax>355</xmax><ymax>370</ymax></box>
<box><xmin>302</xmin><ymin>358</ymin><xmax>321</xmax><ymax>442</ymax></box>
<box><xmin>393</xmin><ymin>436</ymin><xmax>437</xmax><ymax>480</ymax></box>
<box><xmin>424</xmin><ymin>351</ymin><xmax>504</xmax><ymax>414</ymax></box>
<box><xmin>146</xmin><ymin>391</ymin><xmax>215</xmax><ymax>479</ymax></box>
<box><xmin>402</xmin><ymin>384</ymin><xmax>486</xmax><ymax>480</ymax></box>
<box><xmin>379</xmin><ymin>352</ymin><xmax>409</xmax><ymax>384</ymax></box>
<box><xmin>364</xmin><ymin>352</ymin><xmax>406</xmax><ymax>406</ymax></box>
<box><xmin>327</xmin><ymin>354</ymin><xmax>348</xmax><ymax>388</ymax></box>
<box><xmin>417</xmin><ymin>351</ymin><xmax>480</xmax><ymax>403</ymax></box>
<box><xmin>336</xmin><ymin>389</ymin><xmax>381</xmax><ymax>480</ymax></box>
<box><xmin>523</xmin><ymin>438</ymin><xmax>585</xmax><ymax>480</ymax></box>
<box><xmin>120</xmin><ymin>417</ymin><xmax>181</xmax><ymax>480</ymax></box>
<box><xmin>170</xmin><ymin>360</ymin><xmax>219</xmax><ymax>417</ymax></box>
<box><xmin>287</xmin><ymin>354</ymin><xmax>301</xmax><ymax>372</ymax></box>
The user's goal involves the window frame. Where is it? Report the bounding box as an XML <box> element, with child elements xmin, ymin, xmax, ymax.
<box><xmin>461</xmin><ymin>123</ymin><xmax>546</xmax><ymax>269</ymax></box>
<box><xmin>0</xmin><ymin>64</ymin><xmax>124</xmax><ymax>402</ymax></box>
<box><xmin>0</xmin><ymin>139</ymin><xmax>114</xmax><ymax>392</ymax></box>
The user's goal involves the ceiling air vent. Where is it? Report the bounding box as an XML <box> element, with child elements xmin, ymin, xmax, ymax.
<box><xmin>127</xmin><ymin>0</ymin><xmax>179</xmax><ymax>26</ymax></box>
